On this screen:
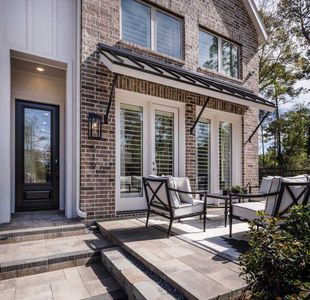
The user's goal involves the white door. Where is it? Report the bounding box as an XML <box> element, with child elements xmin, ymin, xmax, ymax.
<box><xmin>117</xmin><ymin>100</ymin><xmax>180</xmax><ymax>211</ymax></box>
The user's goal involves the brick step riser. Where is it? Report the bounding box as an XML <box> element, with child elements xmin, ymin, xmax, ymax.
<box><xmin>0</xmin><ymin>251</ymin><xmax>100</xmax><ymax>281</ymax></box>
<box><xmin>0</xmin><ymin>226</ymin><xmax>87</xmax><ymax>244</ymax></box>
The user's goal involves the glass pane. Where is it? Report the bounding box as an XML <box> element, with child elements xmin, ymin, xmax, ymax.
<box><xmin>121</xmin><ymin>0</ymin><xmax>151</xmax><ymax>48</ymax></box>
<box><xmin>199</xmin><ymin>31</ymin><xmax>218</xmax><ymax>71</ymax></box>
<box><xmin>155</xmin><ymin>111</ymin><xmax>174</xmax><ymax>176</ymax></box>
<box><xmin>120</xmin><ymin>104</ymin><xmax>143</xmax><ymax>197</ymax></box>
<box><xmin>197</xmin><ymin>119</ymin><xmax>211</xmax><ymax>191</ymax></box>
<box><xmin>221</xmin><ymin>41</ymin><xmax>239</xmax><ymax>78</ymax></box>
<box><xmin>156</xmin><ymin>11</ymin><xmax>182</xmax><ymax>59</ymax></box>
<box><xmin>24</xmin><ymin>108</ymin><xmax>51</xmax><ymax>184</ymax></box>
<box><xmin>219</xmin><ymin>122</ymin><xmax>232</xmax><ymax>190</ymax></box>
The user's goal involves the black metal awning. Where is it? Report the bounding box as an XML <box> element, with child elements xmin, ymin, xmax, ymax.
<box><xmin>99</xmin><ymin>43</ymin><xmax>276</xmax><ymax>112</ymax></box>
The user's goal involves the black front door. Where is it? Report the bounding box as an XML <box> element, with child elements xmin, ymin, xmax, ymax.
<box><xmin>15</xmin><ymin>100</ymin><xmax>59</xmax><ymax>211</ymax></box>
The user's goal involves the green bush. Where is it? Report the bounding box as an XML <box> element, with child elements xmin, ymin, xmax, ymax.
<box><xmin>239</xmin><ymin>205</ymin><xmax>310</xmax><ymax>300</ymax></box>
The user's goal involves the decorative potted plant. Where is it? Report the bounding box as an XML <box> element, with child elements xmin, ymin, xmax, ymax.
<box><xmin>231</xmin><ymin>185</ymin><xmax>242</xmax><ymax>194</ymax></box>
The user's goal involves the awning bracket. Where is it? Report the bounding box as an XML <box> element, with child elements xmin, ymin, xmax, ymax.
<box><xmin>104</xmin><ymin>74</ymin><xmax>118</xmax><ymax>124</ymax></box>
<box><xmin>190</xmin><ymin>97</ymin><xmax>210</xmax><ymax>135</ymax></box>
<box><xmin>244</xmin><ymin>111</ymin><xmax>270</xmax><ymax>145</ymax></box>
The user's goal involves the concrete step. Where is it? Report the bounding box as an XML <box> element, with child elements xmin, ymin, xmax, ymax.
<box><xmin>0</xmin><ymin>263</ymin><xmax>127</xmax><ymax>300</ymax></box>
<box><xmin>0</xmin><ymin>223</ymin><xmax>87</xmax><ymax>244</ymax></box>
<box><xmin>0</xmin><ymin>233</ymin><xmax>114</xmax><ymax>280</ymax></box>
<box><xmin>101</xmin><ymin>247</ymin><xmax>176</xmax><ymax>300</ymax></box>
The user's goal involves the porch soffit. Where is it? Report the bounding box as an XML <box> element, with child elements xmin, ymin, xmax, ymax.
<box><xmin>99</xmin><ymin>44</ymin><xmax>276</xmax><ymax>112</ymax></box>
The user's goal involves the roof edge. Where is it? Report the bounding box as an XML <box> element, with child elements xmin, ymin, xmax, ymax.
<box><xmin>243</xmin><ymin>0</ymin><xmax>268</xmax><ymax>45</ymax></box>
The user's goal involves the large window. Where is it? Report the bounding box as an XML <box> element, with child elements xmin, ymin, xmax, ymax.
<box><xmin>120</xmin><ymin>104</ymin><xmax>143</xmax><ymax>197</ymax></box>
<box><xmin>219</xmin><ymin>121</ymin><xmax>232</xmax><ymax>190</ymax></box>
<box><xmin>196</xmin><ymin>119</ymin><xmax>211</xmax><ymax>191</ymax></box>
<box><xmin>121</xmin><ymin>0</ymin><xmax>182</xmax><ymax>59</ymax></box>
<box><xmin>199</xmin><ymin>30</ymin><xmax>240</xmax><ymax>78</ymax></box>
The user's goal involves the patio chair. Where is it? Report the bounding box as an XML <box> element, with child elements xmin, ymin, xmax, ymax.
<box><xmin>143</xmin><ymin>176</ymin><xmax>207</xmax><ymax>237</ymax></box>
<box><xmin>247</xmin><ymin>176</ymin><xmax>275</xmax><ymax>201</ymax></box>
<box><xmin>229</xmin><ymin>175</ymin><xmax>310</xmax><ymax>237</ymax></box>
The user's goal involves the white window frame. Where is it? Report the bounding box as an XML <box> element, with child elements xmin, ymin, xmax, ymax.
<box><xmin>196</xmin><ymin>107</ymin><xmax>242</xmax><ymax>195</ymax></box>
<box><xmin>115</xmin><ymin>89</ymin><xmax>186</xmax><ymax>212</ymax></box>
<box><xmin>120</xmin><ymin>0</ymin><xmax>183</xmax><ymax>59</ymax></box>
<box><xmin>199</xmin><ymin>29</ymin><xmax>240</xmax><ymax>79</ymax></box>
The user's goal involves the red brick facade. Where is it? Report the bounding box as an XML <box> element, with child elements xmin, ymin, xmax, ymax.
<box><xmin>80</xmin><ymin>0</ymin><xmax>260</xmax><ymax>220</ymax></box>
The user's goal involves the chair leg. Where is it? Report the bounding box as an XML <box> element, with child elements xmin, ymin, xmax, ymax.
<box><xmin>203</xmin><ymin>212</ymin><xmax>207</xmax><ymax>232</ymax></box>
<box><xmin>229</xmin><ymin>213</ymin><xmax>233</xmax><ymax>237</ymax></box>
<box><xmin>145</xmin><ymin>211</ymin><xmax>150</xmax><ymax>228</ymax></box>
<box><xmin>167</xmin><ymin>219</ymin><xmax>173</xmax><ymax>238</ymax></box>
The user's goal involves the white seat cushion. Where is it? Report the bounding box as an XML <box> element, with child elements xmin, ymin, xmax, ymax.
<box><xmin>232</xmin><ymin>201</ymin><xmax>266</xmax><ymax>221</ymax></box>
<box><xmin>151</xmin><ymin>199</ymin><xmax>204</xmax><ymax>218</ymax></box>
<box><xmin>173</xmin><ymin>199</ymin><xmax>204</xmax><ymax>217</ymax></box>
<box><xmin>174</xmin><ymin>177</ymin><xmax>193</xmax><ymax>204</ymax></box>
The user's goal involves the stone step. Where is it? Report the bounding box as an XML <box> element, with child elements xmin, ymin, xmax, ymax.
<box><xmin>101</xmin><ymin>247</ymin><xmax>176</xmax><ymax>300</ymax></box>
<box><xmin>0</xmin><ymin>223</ymin><xmax>87</xmax><ymax>244</ymax></box>
<box><xmin>0</xmin><ymin>233</ymin><xmax>114</xmax><ymax>280</ymax></box>
<box><xmin>98</xmin><ymin>219</ymin><xmax>246</xmax><ymax>300</ymax></box>
<box><xmin>0</xmin><ymin>263</ymin><xmax>127</xmax><ymax>300</ymax></box>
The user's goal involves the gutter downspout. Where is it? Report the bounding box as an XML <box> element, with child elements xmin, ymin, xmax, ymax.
<box><xmin>76</xmin><ymin>0</ymin><xmax>86</xmax><ymax>219</ymax></box>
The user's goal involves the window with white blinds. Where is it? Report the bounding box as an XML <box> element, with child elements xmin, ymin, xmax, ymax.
<box><xmin>155</xmin><ymin>111</ymin><xmax>174</xmax><ymax>176</ymax></box>
<box><xmin>156</xmin><ymin>11</ymin><xmax>182</xmax><ymax>59</ymax></box>
<box><xmin>196</xmin><ymin>119</ymin><xmax>211</xmax><ymax>191</ymax></box>
<box><xmin>121</xmin><ymin>0</ymin><xmax>151</xmax><ymax>48</ymax></box>
<box><xmin>219</xmin><ymin>121</ymin><xmax>232</xmax><ymax>190</ymax></box>
<box><xmin>121</xmin><ymin>0</ymin><xmax>182</xmax><ymax>59</ymax></box>
<box><xmin>120</xmin><ymin>104</ymin><xmax>143</xmax><ymax>197</ymax></box>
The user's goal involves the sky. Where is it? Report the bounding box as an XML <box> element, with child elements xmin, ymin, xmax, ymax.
<box><xmin>280</xmin><ymin>80</ymin><xmax>310</xmax><ymax>110</ymax></box>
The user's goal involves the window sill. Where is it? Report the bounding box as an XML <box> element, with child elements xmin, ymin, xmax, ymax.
<box><xmin>116</xmin><ymin>40</ymin><xmax>185</xmax><ymax>67</ymax></box>
<box><xmin>197</xmin><ymin>66</ymin><xmax>243</xmax><ymax>84</ymax></box>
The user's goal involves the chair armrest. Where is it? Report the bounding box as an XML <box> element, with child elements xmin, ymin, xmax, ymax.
<box><xmin>168</xmin><ymin>188</ymin><xmax>207</xmax><ymax>195</ymax></box>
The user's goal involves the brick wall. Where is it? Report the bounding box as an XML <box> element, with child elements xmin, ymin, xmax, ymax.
<box><xmin>81</xmin><ymin>0</ymin><xmax>260</xmax><ymax>220</ymax></box>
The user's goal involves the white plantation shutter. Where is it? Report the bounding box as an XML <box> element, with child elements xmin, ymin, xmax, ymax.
<box><xmin>219</xmin><ymin>121</ymin><xmax>232</xmax><ymax>190</ymax></box>
<box><xmin>121</xmin><ymin>0</ymin><xmax>151</xmax><ymax>49</ymax></box>
<box><xmin>156</xmin><ymin>11</ymin><xmax>181</xmax><ymax>59</ymax></box>
<box><xmin>155</xmin><ymin>110</ymin><xmax>174</xmax><ymax>176</ymax></box>
<box><xmin>197</xmin><ymin>119</ymin><xmax>211</xmax><ymax>191</ymax></box>
<box><xmin>120</xmin><ymin>104</ymin><xmax>143</xmax><ymax>197</ymax></box>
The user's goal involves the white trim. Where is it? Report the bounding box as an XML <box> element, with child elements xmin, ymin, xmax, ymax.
<box><xmin>115</xmin><ymin>89</ymin><xmax>185</xmax><ymax>212</ymax></box>
<box><xmin>242</xmin><ymin>0</ymin><xmax>268</xmax><ymax>45</ymax></box>
<box><xmin>196</xmin><ymin>107</ymin><xmax>242</xmax><ymax>198</ymax></box>
<box><xmin>100</xmin><ymin>54</ymin><xmax>275</xmax><ymax>112</ymax></box>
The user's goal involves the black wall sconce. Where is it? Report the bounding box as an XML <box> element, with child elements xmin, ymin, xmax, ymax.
<box><xmin>88</xmin><ymin>113</ymin><xmax>103</xmax><ymax>140</ymax></box>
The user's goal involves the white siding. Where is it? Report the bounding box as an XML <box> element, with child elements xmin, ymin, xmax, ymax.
<box><xmin>0</xmin><ymin>0</ymin><xmax>78</xmax><ymax>223</ymax></box>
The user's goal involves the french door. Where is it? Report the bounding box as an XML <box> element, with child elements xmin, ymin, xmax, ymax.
<box><xmin>118</xmin><ymin>100</ymin><xmax>180</xmax><ymax>211</ymax></box>
<box><xmin>15</xmin><ymin>100</ymin><xmax>59</xmax><ymax>211</ymax></box>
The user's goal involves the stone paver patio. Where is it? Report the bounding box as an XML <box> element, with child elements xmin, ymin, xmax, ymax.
<box><xmin>98</xmin><ymin>217</ymin><xmax>247</xmax><ymax>300</ymax></box>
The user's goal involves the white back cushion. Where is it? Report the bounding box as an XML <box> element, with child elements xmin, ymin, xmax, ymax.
<box><xmin>174</xmin><ymin>177</ymin><xmax>193</xmax><ymax>204</ymax></box>
<box><xmin>259</xmin><ymin>177</ymin><xmax>273</xmax><ymax>194</ymax></box>
<box><xmin>264</xmin><ymin>176</ymin><xmax>282</xmax><ymax>215</ymax></box>
<box><xmin>277</xmin><ymin>175</ymin><xmax>308</xmax><ymax>215</ymax></box>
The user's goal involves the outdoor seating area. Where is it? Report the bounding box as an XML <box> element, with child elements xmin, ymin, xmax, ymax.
<box><xmin>142</xmin><ymin>174</ymin><xmax>310</xmax><ymax>239</ymax></box>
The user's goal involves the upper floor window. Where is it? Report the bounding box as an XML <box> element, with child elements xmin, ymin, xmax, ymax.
<box><xmin>121</xmin><ymin>0</ymin><xmax>182</xmax><ymax>59</ymax></box>
<box><xmin>199</xmin><ymin>30</ymin><xmax>240</xmax><ymax>79</ymax></box>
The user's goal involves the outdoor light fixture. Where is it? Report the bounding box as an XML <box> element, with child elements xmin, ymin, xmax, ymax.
<box><xmin>88</xmin><ymin>113</ymin><xmax>102</xmax><ymax>140</ymax></box>
<box><xmin>36</xmin><ymin>67</ymin><xmax>45</xmax><ymax>72</ymax></box>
